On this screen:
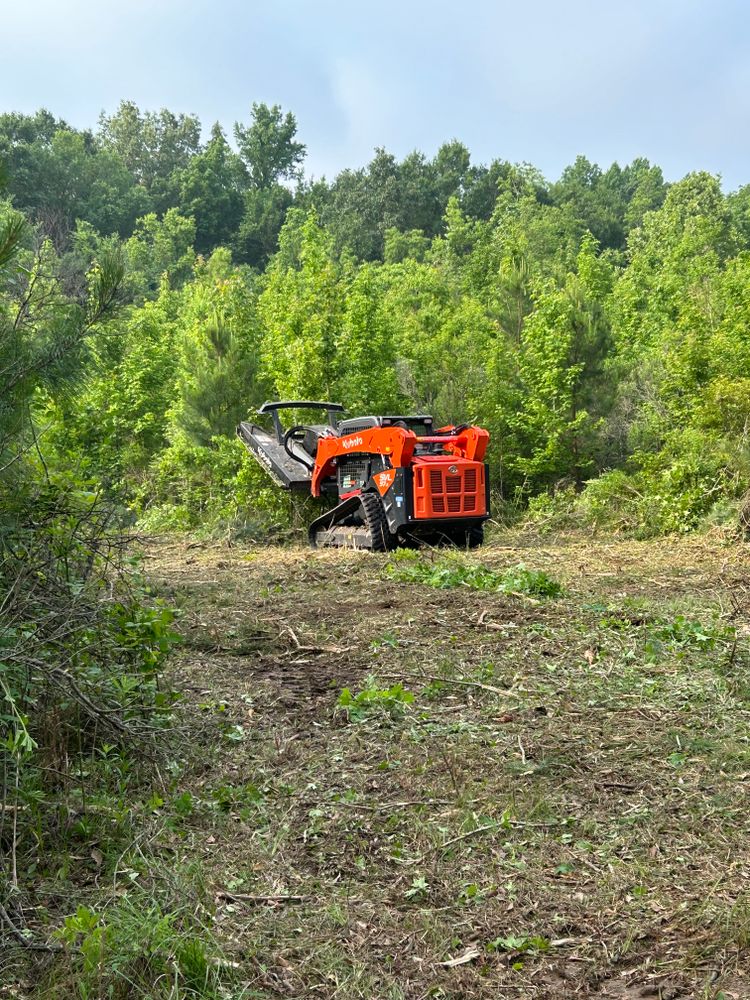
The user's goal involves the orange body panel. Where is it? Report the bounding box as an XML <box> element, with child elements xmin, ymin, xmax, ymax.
<box><xmin>311</xmin><ymin>426</ymin><xmax>490</xmax><ymax>521</ymax></box>
<box><xmin>311</xmin><ymin>425</ymin><xmax>490</xmax><ymax>498</ymax></box>
<box><xmin>312</xmin><ymin>426</ymin><xmax>417</xmax><ymax>496</ymax></box>
<box><xmin>411</xmin><ymin>458</ymin><xmax>487</xmax><ymax>519</ymax></box>
<box><xmin>433</xmin><ymin>426</ymin><xmax>490</xmax><ymax>463</ymax></box>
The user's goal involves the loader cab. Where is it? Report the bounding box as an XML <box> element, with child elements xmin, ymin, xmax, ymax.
<box><xmin>335</xmin><ymin>413</ymin><xmax>465</xmax><ymax>457</ymax></box>
<box><xmin>299</xmin><ymin>424</ymin><xmax>334</xmax><ymax>458</ymax></box>
<box><xmin>336</xmin><ymin>414</ymin><xmax>434</xmax><ymax>435</ymax></box>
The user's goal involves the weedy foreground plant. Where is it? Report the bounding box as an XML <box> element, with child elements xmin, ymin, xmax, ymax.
<box><xmin>0</xmin><ymin>207</ymin><xmax>221</xmax><ymax>997</ymax></box>
<box><xmin>336</xmin><ymin>677</ymin><xmax>415</xmax><ymax>722</ymax></box>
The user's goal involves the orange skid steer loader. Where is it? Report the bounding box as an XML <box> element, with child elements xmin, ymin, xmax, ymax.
<box><xmin>238</xmin><ymin>401</ymin><xmax>490</xmax><ymax>550</ymax></box>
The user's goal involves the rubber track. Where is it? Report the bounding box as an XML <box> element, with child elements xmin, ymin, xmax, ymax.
<box><xmin>359</xmin><ymin>491</ymin><xmax>393</xmax><ymax>551</ymax></box>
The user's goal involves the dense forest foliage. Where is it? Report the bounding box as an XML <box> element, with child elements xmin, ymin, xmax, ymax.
<box><xmin>3</xmin><ymin>99</ymin><xmax>750</xmax><ymax>543</ymax></box>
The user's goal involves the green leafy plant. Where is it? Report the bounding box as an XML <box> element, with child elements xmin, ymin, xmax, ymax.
<box><xmin>386</xmin><ymin>551</ymin><xmax>562</xmax><ymax>597</ymax></box>
<box><xmin>487</xmin><ymin>934</ymin><xmax>550</xmax><ymax>954</ymax></box>
<box><xmin>336</xmin><ymin>677</ymin><xmax>414</xmax><ymax>722</ymax></box>
<box><xmin>644</xmin><ymin>615</ymin><xmax>734</xmax><ymax>662</ymax></box>
<box><xmin>404</xmin><ymin>876</ymin><xmax>430</xmax><ymax>901</ymax></box>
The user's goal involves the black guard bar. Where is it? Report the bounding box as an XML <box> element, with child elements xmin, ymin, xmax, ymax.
<box><xmin>257</xmin><ymin>400</ymin><xmax>345</xmax><ymax>443</ymax></box>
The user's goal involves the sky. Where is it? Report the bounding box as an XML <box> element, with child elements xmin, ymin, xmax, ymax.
<box><xmin>2</xmin><ymin>0</ymin><xmax>749</xmax><ymax>188</ymax></box>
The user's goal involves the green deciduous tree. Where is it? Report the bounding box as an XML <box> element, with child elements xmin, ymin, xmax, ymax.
<box><xmin>233</xmin><ymin>185</ymin><xmax>293</xmax><ymax>269</ymax></box>
<box><xmin>0</xmin><ymin>112</ymin><xmax>149</xmax><ymax>245</ymax></box>
<box><xmin>337</xmin><ymin>264</ymin><xmax>403</xmax><ymax>414</ymax></box>
<box><xmin>611</xmin><ymin>173</ymin><xmax>733</xmax><ymax>440</ymax></box>
<box><xmin>177</xmin><ymin>124</ymin><xmax>244</xmax><ymax>255</ymax></box>
<box><xmin>98</xmin><ymin>101</ymin><xmax>201</xmax><ymax>213</ymax></box>
<box><xmin>125</xmin><ymin>208</ymin><xmax>196</xmax><ymax>297</ymax></box>
<box><xmin>233</xmin><ymin>103</ymin><xmax>305</xmax><ymax>190</ymax></box>
<box><xmin>258</xmin><ymin>210</ymin><xmax>343</xmax><ymax>400</ymax></box>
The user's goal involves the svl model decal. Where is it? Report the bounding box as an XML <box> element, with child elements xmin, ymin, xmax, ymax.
<box><xmin>373</xmin><ymin>469</ymin><xmax>397</xmax><ymax>496</ymax></box>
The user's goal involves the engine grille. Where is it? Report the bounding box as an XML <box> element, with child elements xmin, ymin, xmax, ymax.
<box><xmin>338</xmin><ymin>457</ymin><xmax>370</xmax><ymax>493</ymax></box>
<box><xmin>413</xmin><ymin>463</ymin><xmax>485</xmax><ymax>518</ymax></box>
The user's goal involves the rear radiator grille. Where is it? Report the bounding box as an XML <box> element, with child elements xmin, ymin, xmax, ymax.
<box><xmin>413</xmin><ymin>463</ymin><xmax>486</xmax><ymax>519</ymax></box>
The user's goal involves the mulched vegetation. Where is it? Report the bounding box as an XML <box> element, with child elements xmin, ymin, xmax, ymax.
<box><xmin>128</xmin><ymin>530</ymin><xmax>750</xmax><ymax>999</ymax></box>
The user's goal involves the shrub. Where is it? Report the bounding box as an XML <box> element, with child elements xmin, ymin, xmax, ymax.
<box><xmin>0</xmin><ymin>483</ymin><xmax>179</xmax><ymax>952</ymax></box>
<box><xmin>136</xmin><ymin>433</ymin><xmax>306</xmax><ymax>539</ymax></box>
<box><xmin>526</xmin><ymin>428</ymin><xmax>750</xmax><ymax>538</ymax></box>
<box><xmin>52</xmin><ymin>887</ymin><xmax>230</xmax><ymax>999</ymax></box>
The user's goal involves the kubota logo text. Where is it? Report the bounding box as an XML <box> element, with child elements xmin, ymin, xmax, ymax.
<box><xmin>342</xmin><ymin>435</ymin><xmax>363</xmax><ymax>449</ymax></box>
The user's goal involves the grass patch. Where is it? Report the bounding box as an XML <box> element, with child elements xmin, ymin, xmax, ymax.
<box><xmin>47</xmin><ymin>882</ymin><xmax>230</xmax><ymax>1000</ymax></box>
<box><xmin>386</xmin><ymin>550</ymin><xmax>562</xmax><ymax>596</ymax></box>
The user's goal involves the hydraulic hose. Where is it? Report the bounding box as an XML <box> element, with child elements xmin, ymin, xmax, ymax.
<box><xmin>283</xmin><ymin>425</ymin><xmax>315</xmax><ymax>471</ymax></box>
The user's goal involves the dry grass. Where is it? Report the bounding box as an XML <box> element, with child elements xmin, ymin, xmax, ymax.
<box><xmin>128</xmin><ymin>529</ymin><xmax>750</xmax><ymax>999</ymax></box>
<box><xmin>13</xmin><ymin>529</ymin><xmax>750</xmax><ymax>999</ymax></box>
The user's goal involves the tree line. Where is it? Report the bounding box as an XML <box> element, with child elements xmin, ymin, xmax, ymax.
<box><xmin>0</xmin><ymin>100</ymin><xmax>669</xmax><ymax>266</ymax></box>
<box><xmin>3</xmin><ymin>99</ymin><xmax>750</xmax><ymax>540</ymax></box>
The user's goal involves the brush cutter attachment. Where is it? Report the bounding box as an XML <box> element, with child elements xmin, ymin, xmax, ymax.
<box><xmin>237</xmin><ymin>401</ymin><xmax>344</xmax><ymax>491</ymax></box>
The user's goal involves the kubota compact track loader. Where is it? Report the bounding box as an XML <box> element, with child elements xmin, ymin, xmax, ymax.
<box><xmin>237</xmin><ymin>401</ymin><xmax>490</xmax><ymax>550</ymax></box>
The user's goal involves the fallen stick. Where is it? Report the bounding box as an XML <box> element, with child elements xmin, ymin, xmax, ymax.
<box><xmin>333</xmin><ymin>799</ymin><xmax>450</xmax><ymax>812</ymax></box>
<box><xmin>379</xmin><ymin>672</ymin><xmax>508</xmax><ymax>696</ymax></box>
<box><xmin>280</xmin><ymin>626</ymin><xmax>349</xmax><ymax>655</ymax></box>
<box><xmin>217</xmin><ymin>892</ymin><xmax>309</xmax><ymax>905</ymax></box>
<box><xmin>0</xmin><ymin>902</ymin><xmax>63</xmax><ymax>952</ymax></box>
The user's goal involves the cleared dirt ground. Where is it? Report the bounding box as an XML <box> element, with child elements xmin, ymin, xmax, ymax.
<box><xmin>144</xmin><ymin>531</ymin><xmax>750</xmax><ymax>999</ymax></box>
